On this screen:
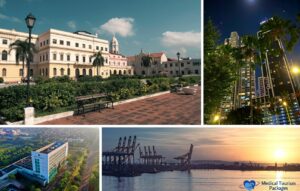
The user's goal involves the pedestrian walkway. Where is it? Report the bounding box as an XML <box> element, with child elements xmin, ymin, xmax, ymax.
<box><xmin>41</xmin><ymin>87</ymin><xmax>201</xmax><ymax>125</ymax></box>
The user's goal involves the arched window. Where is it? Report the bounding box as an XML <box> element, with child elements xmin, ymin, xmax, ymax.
<box><xmin>83</xmin><ymin>69</ymin><xmax>86</xmax><ymax>76</ymax></box>
<box><xmin>89</xmin><ymin>69</ymin><xmax>92</xmax><ymax>76</ymax></box>
<box><xmin>123</xmin><ymin>70</ymin><xmax>127</xmax><ymax>75</ymax></box>
<box><xmin>2</xmin><ymin>50</ymin><xmax>7</xmax><ymax>61</ymax></box>
<box><xmin>142</xmin><ymin>71</ymin><xmax>145</xmax><ymax>75</ymax></box>
<box><xmin>118</xmin><ymin>70</ymin><xmax>122</xmax><ymax>75</ymax></box>
<box><xmin>110</xmin><ymin>70</ymin><xmax>112</xmax><ymax>75</ymax></box>
<box><xmin>75</xmin><ymin>68</ymin><xmax>80</xmax><ymax>78</ymax></box>
<box><xmin>128</xmin><ymin>70</ymin><xmax>131</xmax><ymax>75</ymax></box>
<box><xmin>53</xmin><ymin>68</ymin><xmax>57</xmax><ymax>76</ymax></box>
<box><xmin>113</xmin><ymin>70</ymin><xmax>117</xmax><ymax>75</ymax></box>
<box><xmin>67</xmin><ymin>68</ymin><xmax>71</xmax><ymax>76</ymax></box>
<box><xmin>2</xmin><ymin>68</ymin><xmax>7</xmax><ymax>76</ymax></box>
<box><xmin>30</xmin><ymin>69</ymin><xmax>33</xmax><ymax>76</ymax></box>
<box><xmin>46</xmin><ymin>68</ymin><xmax>48</xmax><ymax>76</ymax></box>
<box><xmin>60</xmin><ymin>68</ymin><xmax>64</xmax><ymax>76</ymax></box>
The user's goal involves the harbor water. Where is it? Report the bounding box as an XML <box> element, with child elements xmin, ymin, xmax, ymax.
<box><xmin>103</xmin><ymin>169</ymin><xmax>300</xmax><ymax>191</ymax></box>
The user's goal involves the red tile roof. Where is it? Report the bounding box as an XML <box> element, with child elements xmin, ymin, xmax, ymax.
<box><xmin>149</xmin><ymin>52</ymin><xmax>164</xmax><ymax>58</ymax></box>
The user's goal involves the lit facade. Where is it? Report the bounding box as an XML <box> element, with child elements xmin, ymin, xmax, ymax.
<box><xmin>257</xmin><ymin>18</ymin><xmax>300</xmax><ymax>124</ymax></box>
<box><xmin>220</xmin><ymin>31</ymin><xmax>256</xmax><ymax>120</ymax></box>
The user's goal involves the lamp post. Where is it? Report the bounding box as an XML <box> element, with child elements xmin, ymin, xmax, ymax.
<box><xmin>213</xmin><ymin>114</ymin><xmax>221</xmax><ymax>125</ymax></box>
<box><xmin>176</xmin><ymin>52</ymin><xmax>180</xmax><ymax>77</ymax></box>
<box><xmin>25</xmin><ymin>13</ymin><xmax>36</xmax><ymax>107</ymax></box>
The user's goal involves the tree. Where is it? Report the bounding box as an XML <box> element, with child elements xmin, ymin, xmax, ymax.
<box><xmin>259</xmin><ymin>16</ymin><xmax>300</xmax><ymax>96</ymax></box>
<box><xmin>223</xmin><ymin>106</ymin><xmax>263</xmax><ymax>124</ymax></box>
<box><xmin>70</xmin><ymin>185</ymin><xmax>79</xmax><ymax>191</ymax></box>
<box><xmin>9</xmin><ymin>39</ymin><xmax>36</xmax><ymax>78</ymax></box>
<box><xmin>240</xmin><ymin>35</ymin><xmax>260</xmax><ymax>124</ymax></box>
<box><xmin>92</xmin><ymin>51</ymin><xmax>105</xmax><ymax>76</ymax></box>
<box><xmin>204</xmin><ymin>19</ymin><xmax>241</xmax><ymax>123</ymax></box>
<box><xmin>141</xmin><ymin>55</ymin><xmax>153</xmax><ymax>76</ymax></box>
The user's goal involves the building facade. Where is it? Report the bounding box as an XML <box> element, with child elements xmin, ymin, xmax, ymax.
<box><xmin>161</xmin><ymin>58</ymin><xmax>200</xmax><ymax>77</ymax></box>
<box><xmin>220</xmin><ymin>31</ymin><xmax>256</xmax><ymax>120</ymax></box>
<box><xmin>128</xmin><ymin>51</ymin><xmax>200</xmax><ymax>77</ymax></box>
<box><xmin>31</xmin><ymin>141</ymin><xmax>68</xmax><ymax>183</ymax></box>
<box><xmin>127</xmin><ymin>51</ymin><xmax>168</xmax><ymax>76</ymax></box>
<box><xmin>0</xmin><ymin>28</ymin><xmax>133</xmax><ymax>83</ymax></box>
<box><xmin>257</xmin><ymin>19</ymin><xmax>300</xmax><ymax>124</ymax></box>
<box><xmin>0</xmin><ymin>29</ymin><xmax>38</xmax><ymax>82</ymax></box>
<box><xmin>108</xmin><ymin>35</ymin><xmax>133</xmax><ymax>75</ymax></box>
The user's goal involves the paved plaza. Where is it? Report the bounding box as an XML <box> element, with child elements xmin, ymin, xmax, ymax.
<box><xmin>41</xmin><ymin>87</ymin><xmax>200</xmax><ymax>125</ymax></box>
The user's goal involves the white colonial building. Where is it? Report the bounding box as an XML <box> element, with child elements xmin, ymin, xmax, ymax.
<box><xmin>0</xmin><ymin>29</ymin><xmax>38</xmax><ymax>82</ymax></box>
<box><xmin>127</xmin><ymin>50</ymin><xmax>200</xmax><ymax>77</ymax></box>
<box><xmin>127</xmin><ymin>51</ymin><xmax>168</xmax><ymax>76</ymax></box>
<box><xmin>162</xmin><ymin>58</ymin><xmax>200</xmax><ymax>76</ymax></box>
<box><xmin>0</xmin><ymin>28</ymin><xmax>133</xmax><ymax>83</ymax></box>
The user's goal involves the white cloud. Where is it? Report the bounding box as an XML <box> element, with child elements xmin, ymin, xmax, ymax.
<box><xmin>99</xmin><ymin>17</ymin><xmax>134</xmax><ymax>37</ymax></box>
<box><xmin>161</xmin><ymin>31</ymin><xmax>201</xmax><ymax>48</ymax></box>
<box><xmin>67</xmin><ymin>21</ymin><xmax>76</xmax><ymax>30</ymax></box>
<box><xmin>0</xmin><ymin>0</ymin><xmax>6</xmax><ymax>7</ymax></box>
<box><xmin>0</xmin><ymin>13</ymin><xmax>21</xmax><ymax>23</ymax></box>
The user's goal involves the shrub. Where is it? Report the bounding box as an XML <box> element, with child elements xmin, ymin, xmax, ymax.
<box><xmin>35</xmin><ymin>75</ymin><xmax>72</xmax><ymax>84</ymax></box>
<box><xmin>77</xmin><ymin>75</ymin><xmax>102</xmax><ymax>82</ymax></box>
<box><xmin>0</xmin><ymin>76</ymin><xmax>184</xmax><ymax>122</ymax></box>
<box><xmin>0</xmin><ymin>77</ymin><xmax>4</xmax><ymax>83</ymax></box>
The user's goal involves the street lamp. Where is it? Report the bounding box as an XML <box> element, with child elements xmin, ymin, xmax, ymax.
<box><xmin>176</xmin><ymin>52</ymin><xmax>180</xmax><ymax>77</ymax></box>
<box><xmin>292</xmin><ymin>66</ymin><xmax>300</xmax><ymax>74</ymax></box>
<box><xmin>25</xmin><ymin>13</ymin><xmax>36</xmax><ymax>106</ymax></box>
<box><xmin>213</xmin><ymin>114</ymin><xmax>220</xmax><ymax>125</ymax></box>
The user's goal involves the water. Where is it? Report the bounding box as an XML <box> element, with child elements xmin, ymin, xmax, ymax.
<box><xmin>103</xmin><ymin>170</ymin><xmax>300</xmax><ymax>191</ymax></box>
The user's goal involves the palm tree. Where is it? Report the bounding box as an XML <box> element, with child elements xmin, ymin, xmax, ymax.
<box><xmin>9</xmin><ymin>39</ymin><xmax>36</xmax><ymax>78</ymax></box>
<box><xmin>92</xmin><ymin>51</ymin><xmax>105</xmax><ymax>76</ymax></box>
<box><xmin>141</xmin><ymin>55</ymin><xmax>152</xmax><ymax>76</ymax></box>
<box><xmin>259</xmin><ymin>16</ymin><xmax>300</xmax><ymax>96</ymax></box>
<box><xmin>241</xmin><ymin>35</ymin><xmax>260</xmax><ymax>124</ymax></box>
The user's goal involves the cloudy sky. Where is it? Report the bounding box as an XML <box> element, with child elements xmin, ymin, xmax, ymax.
<box><xmin>0</xmin><ymin>0</ymin><xmax>200</xmax><ymax>58</ymax></box>
<box><xmin>103</xmin><ymin>128</ymin><xmax>300</xmax><ymax>163</ymax></box>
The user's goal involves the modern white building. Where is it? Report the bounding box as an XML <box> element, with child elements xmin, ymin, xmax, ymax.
<box><xmin>31</xmin><ymin>141</ymin><xmax>68</xmax><ymax>183</ymax></box>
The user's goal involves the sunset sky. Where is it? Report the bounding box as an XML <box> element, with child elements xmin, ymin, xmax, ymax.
<box><xmin>103</xmin><ymin>128</ymin><xmax>300</xmax><ymax>163</ymax></box>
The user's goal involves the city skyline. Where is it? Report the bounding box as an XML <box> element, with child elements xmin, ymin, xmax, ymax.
<box><xmin>103</xmin><ymin>128</ymin><xmax>300</xmax><ymax>163</ymax></box>
<box><xmin>205</xmin><ymin>0</ymin><xmax>300</xmax><ymax>62</ymax></box>
<box><xmin>0</xmin><ymin>0</ymin><xmax>200</xmax><ymax>58</ymax></box>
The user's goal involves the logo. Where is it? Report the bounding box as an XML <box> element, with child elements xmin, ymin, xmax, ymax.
<box><xmin>243</xmin><ymin>180</ymin><xmax>258</xmax><ymax>191</ymax></box>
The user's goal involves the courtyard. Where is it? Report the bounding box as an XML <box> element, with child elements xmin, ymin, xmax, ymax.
<box><xmin>41</xmin><ymin>87</ymin><xmax>200</xmax><ymax>125</ymax></box>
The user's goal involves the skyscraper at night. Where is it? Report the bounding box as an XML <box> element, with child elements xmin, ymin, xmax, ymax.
<box><xmin>257</xmin><ymin>18</ymin><xmax>300</xmax><ymax>124</ymax></box>
<box><xmin>220</xmin><ymin>32</ymin><xmax>256</xmax><ymax>119</ymax></box>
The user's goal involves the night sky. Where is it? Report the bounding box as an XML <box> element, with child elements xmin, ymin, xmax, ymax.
<box><xmin>205</xmin><ymin>0</ymin><xmax>300</xmax><ymax>62</ymax></box>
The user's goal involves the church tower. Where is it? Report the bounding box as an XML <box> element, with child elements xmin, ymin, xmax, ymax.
<box><xmin>110</xmin><ymin>34</ymin><xmax>119</xmax><ymax>54</ymax></box>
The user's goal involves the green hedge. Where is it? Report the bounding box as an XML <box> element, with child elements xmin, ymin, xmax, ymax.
<box><xmin>0</xmin><ymin>76</ymin><xmax>199</xmax><ymax>122</ymax></box>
